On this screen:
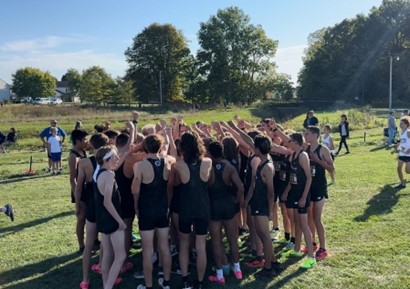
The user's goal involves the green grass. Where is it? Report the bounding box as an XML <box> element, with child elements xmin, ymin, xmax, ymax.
<box><xmin>1</xmin><ymin>106</ymin><xmax>409</xmax><ymax>289</ymax></box>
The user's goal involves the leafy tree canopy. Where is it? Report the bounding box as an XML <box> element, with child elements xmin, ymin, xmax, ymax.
<box><xmin>12</xmin><ymin>67</ymin><xmax>56</xmax><ymax>98</ymax></box>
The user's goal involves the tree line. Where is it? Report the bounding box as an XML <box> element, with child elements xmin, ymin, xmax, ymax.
<box><xmin>12</xmin><ymin>1</ymin><xmax>410</xmax><ymax>107</ymax></box>
<box><xmin>298</xmin><ymin>0</ymin><xmax>410</xmax><ymax>107</ymax></box>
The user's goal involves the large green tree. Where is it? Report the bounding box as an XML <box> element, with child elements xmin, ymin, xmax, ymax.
<box><xmin>196</xmin><ymin>7</ymin><xmax>278</xmax><ymax>105</ymax></box>
<box><xmin>298</xmin><ymin>0</ymin><xmax>410</xmax><ymax>106</ymax></box>
<box><xmin>80</xmin><ymin>66</ymin><xmax>114</xmax><ymax>105</ymax></box>
<box><xmin>125</xmin><ymin>23</ymin><xmax>191</xmax><ymax>103</ymax></box>
<box><xmin>62</xmin><ymin>68</ymin><xmax>82</xmax><ymax>102</ymax></box>
<box><xmin>12</xmin><ymin>67</ymin><xmax>56</xmax><ymax>98</ymax></box>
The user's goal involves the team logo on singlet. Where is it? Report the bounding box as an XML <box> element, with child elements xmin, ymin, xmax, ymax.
<box><xmin>216</xmin><ymin>164</ymin><xmax>222</xmax><ymax>170</ymax></box>
<box><xmin>155</xmin><ymin>160</ymin><xmax>161</xmax><ymax>167</ymax></box>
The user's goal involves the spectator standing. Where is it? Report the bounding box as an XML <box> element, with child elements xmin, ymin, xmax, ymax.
<box><xmin>47</xmin><ymin>127</ymin><xmax>63</xmax><ymax>174</ymax></box>
<box><xmin>335</xmin><ymin>114</ymin><xmax>350</xmax><ymax>155</ymax></box>
<box><xmin>40</xmin><ymin>119</ymin><xmax>67</xmax><ymax>172</ymax></box>
<box><xmin>387</xmin><ymin>111</ymin><xmax>397</xmax><ymax>148</ymax></box>
<box><xmin>303</xmin><ymin>111</ymin><xmax>319</xmax><ymax>128</ymax></box>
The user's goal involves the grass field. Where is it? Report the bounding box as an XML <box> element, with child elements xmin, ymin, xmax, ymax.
<box><xmin>1</xmin><ymin>106</ymin><xmax>409</xmax><ymax>289</ymax></box>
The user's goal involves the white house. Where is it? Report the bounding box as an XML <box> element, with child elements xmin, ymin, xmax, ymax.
<box><xmin>0</xmin><ymin>79</ymin><xmax>11</xmax><ymax>102</ymax></box>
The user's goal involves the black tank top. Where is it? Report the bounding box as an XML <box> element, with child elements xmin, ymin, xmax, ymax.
<box><xmin>244</xmin><ymin>154</ymin><xmax>256</xmax><ymax>192</ymax></box>
<box><xmin>94</xmin><ymin>168</ymin><xmax>122</xmax><ymax>234</ymax></box>
<box><xmin>70</xmin><ymin>149</ymin><xmax>87</xmax><ymax>158</ymax></box>
<box><xmin>239</xmin><ymin>151</ymin><xmax>248</xmax><ymax>182</ymax></box>
<box><xmin>139</xmin><ymin>158</ymin><xmax>168</xmax><ymax>214</ymax></box>
<box><xmin>306</xmin><ymin>145</ymin><xmax>327</xmax><ymax>191</ymax></box>
<box><xmin>269</xmin><ymin>152</ymin><xmax>282</xmax><ymax>172</ymax></box>
<box><xmin>209</xmin><ymin>162</ymin><xmax>235</xmax><ymax>200</ymax></box>
<box><xmin>179</xmin><ymin>159</ymin><xmax>210</xmax><ymax>219</ymax></box>
<box><xmin>279</xmin><ymin>155</ymin><xmax>291</xmax><ymax>183</ymax></box>
<box><xmin>253</xmin><ymin>160</ymin><xmax>271</xmax><ymax>201</ymax></box>
<box><xmin>289</xmin><ymin>151</ymin><xmax>307</xmax><ymax>191</ymax></box>
<box><xmin>70</xmin><ymin>149</ymin><xmax>87</xmax><ymax>177</ymax></box>
<box><xmin>83</xmin><ymin>156</ymin><xmax>97</xmax><ymax>208</ymax></box>
<box><xmin>115</xmin><ymin>162</ymin><xmax>133</xmax><ymax>197</ymax></box>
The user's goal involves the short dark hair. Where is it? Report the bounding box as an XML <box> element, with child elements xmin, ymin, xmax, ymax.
<box><xmin>71</xmin><ymin>129</ymin><xmax>89</xmax><ymax>145</ymax></box>
<box><xmin>90</xmin><ymin>133</ymin><xmax>109</xmax><ymax>150</ymax></box>
<box><xmin>104</xmin><ymin>129</ymin><xmax>120</xmax><ymax>140</ymax></box>
<box><xmin>254</xmin><ymin>135</ymin><xmax>272</xmax><ymax>155</ymax></box>
<box><xmin>94</xmin><ymin>124</ymin><xmax>104</xmax><ymax>133</ymax></box>
<box><xmin>207</xmin><ymin>141</ymin><xmax>223</xmax><ymax>159</ymax></box>
<box><xmin>116</xmin><ymin>133</ymin><xmax>129</xmax><ymax>148</ymax></box>
<box><xmin>143</xmin><ymin>134</ymin><xmax>163</xmax><ymax>154</ymax></box>
<box><xmin>247</xmin><ymin>130</ymin><xmax>260</xmax><ymax>140</ymax></box>
<box><xmin>290</xmin><ymin>133</ymin><xmax>304</xmax><ymax>146</ymax></box>
<box><xmin>307</xmin><ymin>126</ymin><xmax>320</xmax><ymax>137</ymax></box>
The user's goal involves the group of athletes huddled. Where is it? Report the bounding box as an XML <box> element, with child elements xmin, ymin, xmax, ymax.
<box><xmin>67</xmin><ymin>112</ymin><xmax>336</xmax><ymax>289</ymax></box>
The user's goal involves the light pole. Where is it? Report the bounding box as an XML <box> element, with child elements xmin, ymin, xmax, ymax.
<box><xmin>159</xmin><ymin>70</ymin><xmax>163</xmax><ymax>106</ymax></box>
<box><xmin>389</xmin><ymin>54</ymin><xmax>399</xmax><ymax>111</ymax></box>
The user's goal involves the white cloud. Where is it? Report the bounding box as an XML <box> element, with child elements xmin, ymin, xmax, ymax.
<box><xmin>0</xmin><ymin>35</ymin><xmax>127</xmax><ymax>83</ymax></box>
<box><xmin>0</xmin><ymin>50</ymin><xmax>127</xmax><ymax>83</ymax></box>
<box><xmin>0</xmin><ymin>35</ymin><xmax>89</xmax><ymax>52</ymax></box>
<box><xmin>275</xmin><ymin>44</ymin><xmax>307</xmax><ymax>84</ymax></box>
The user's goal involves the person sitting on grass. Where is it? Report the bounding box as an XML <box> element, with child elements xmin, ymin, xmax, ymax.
<box><xmin>1</xmin><ymin>204</ymin><xmax>14</xmax><ymax>221</ymax></box>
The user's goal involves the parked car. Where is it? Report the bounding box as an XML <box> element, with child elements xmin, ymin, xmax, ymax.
<box><xmin>22</xmin><ymin>97</ymin><xmax>33</xmax><ymax>104</ymax></box>
<box><xmin>33</xmin><ymin>98</ymin><xmax>51</xmax><ymax>105</ymax></box>
<box><xmin>50</xmin><ymin>98</ymin><xmax>62</xmax><ymax>105</ymax></box>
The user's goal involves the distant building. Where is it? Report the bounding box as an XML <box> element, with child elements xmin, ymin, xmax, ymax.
<box><xmin>0</xmin><ymin>79</ymin><xmax>11</xmax><ymax>102</ymax></box>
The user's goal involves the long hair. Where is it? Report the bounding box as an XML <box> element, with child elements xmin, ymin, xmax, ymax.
<box><xmin>180</xmin><ymin>131</ymin><xmax>205</xmax><ymax>164</ymax></box>
<box><xmin>222</xmin><ymin>136</ymin><xmax>239</xmax><ymax>163</ymax></box>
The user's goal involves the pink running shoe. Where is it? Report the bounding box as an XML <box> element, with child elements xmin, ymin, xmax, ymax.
<box><xmin>315</xmin><ymin>248</ymin><xmax>328</xmax><ymax>261</ymax></box>
<box><xmin>244</xmin><ymin>259</ymin><xmax>264</xmax><ymax>268</ymax></box>
<box><xmin>208</xmin><ymin>275</ymin><xmax>225</xmax><ymax>284</ymax></box>
<box><xmin>114</xmin><ymin>277</ymin><xmax>122</xmax><ymax>285</ymax></box>
<box><xmin>79</xmin><ymin>281</ymin><xmax>89</xmax><ymax>289</ymax></box>
<box><xmin>91</xmin><ymin>263</ymin><xmax>101</xmax><ymax>274</ymax></box>
<box><xmin>233</xmin><ymin>270</ymin><xmax>243</xmax><ymax>280</ymax></box>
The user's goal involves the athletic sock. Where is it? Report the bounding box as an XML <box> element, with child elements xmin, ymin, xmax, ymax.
<box><xmin>290</xmin><ymin>237</ymin><xmax>295</xmax><ymax>243</ymax></box>
<box><xmin>182</xmin><ymin>276</ymin><xmax>189</xmax><ymax>283</ymax></box>
<box><xmin>233</xmin><ymin>262</ymin><xmax>241</xmax><ymax>272</ymax></box>
<box><xmin>256</xmin><ymin>255</ymin><xmax>263</xmax><ymax>261</ymax></box>
<box><xmin>162</xmin><ymin>280</ymin><xmax>170</xmax><ymax>287</ymax></box>
<box><xmin>284</xmin><ymin>232</ymin><xmax>290</xmax><ymax>241</ymax></box>
<box><xmin>216</xmin><ymin>269</ymin><xmax>223</xmax><ymax>279</ymax></box>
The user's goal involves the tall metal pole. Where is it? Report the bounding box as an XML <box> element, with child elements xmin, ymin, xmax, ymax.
<box><xmin>159</xmin><ymin>70</ymin><xmax>163</xmax><ymax>106</ymax></box>
<box><xmin>389</xmin><ymin>55</ymin><xmax>393</xmax><ymax>111</ymax></box>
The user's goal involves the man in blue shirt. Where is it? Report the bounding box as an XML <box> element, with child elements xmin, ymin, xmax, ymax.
<box><xmin>39</xmin><ymin>119</ymin><xmax>67</xmax><ymax>172</ymax></box>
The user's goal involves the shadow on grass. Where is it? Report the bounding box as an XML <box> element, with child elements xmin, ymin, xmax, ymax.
<box><xmin>0</xmin><ymin>252</ymin><xmax>91</xmax><ymax>289</ymax></box>
<box><xmin>272</xmin><ymin>267</ymin><xmax>308</xmax><ymax>288</ymax></box>
<box><xmin>354</xmin><ymin>184</ymin><xmax>400</xmax><ymax>222</ymax></box>
<box><xmin>0</xmin><ymin>173</ymin><xmax>55</xmax><ymax>185</ymax></box>
<box><xmin>369</xmin><ymin>145</ymin><xmax>388</xmax><ymax>152</ymax></box>
<box><xmin>0</xmin><ymin>211</ymin><xmax>73</xmax><ymax>236</ymax></box>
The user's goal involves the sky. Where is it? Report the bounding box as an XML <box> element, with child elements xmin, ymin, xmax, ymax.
<box><xmin>0</xmin><ymin>0</ymin><xmax>383</xmax><ymax>85</ymax></box>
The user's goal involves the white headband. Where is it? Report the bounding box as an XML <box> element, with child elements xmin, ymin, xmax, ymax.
<box><xmin>103</xmin><ymin>150</ymin><xmax>115</xmax><ymax>160</ymax></box>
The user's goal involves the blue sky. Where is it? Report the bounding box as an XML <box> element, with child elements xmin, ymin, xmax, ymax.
<box><xmin>0</xmin><ymin>0</ymin><xmax>383</xmax><ymax>84</ymax></box>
